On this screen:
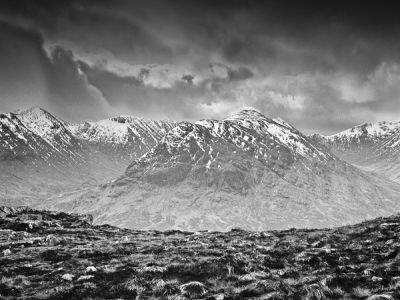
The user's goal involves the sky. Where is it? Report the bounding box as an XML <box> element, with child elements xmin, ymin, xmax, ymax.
<box><xmin>0</xmin><ymin>0</ymin><xmax>400</xmax><ymax>134</ymax></box>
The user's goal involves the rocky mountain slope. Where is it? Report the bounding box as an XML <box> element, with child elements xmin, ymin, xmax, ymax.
<box><xmin>68</xmin><ymin>115</ymin><xmax>176</xmax><ymax>162</ymax></box>
<box><xmin>54</xmin><ymin>110</ymin><xmax>400</xmax><ymax>231</ymax></box>
<box><xmin>1</xmin><ymin>206</ymin><xmax>400</xmax><ymax>299</ymax></box>
<box><xmin>311</xmin><ymin>121</ymin><xmax>400</xmax><ymax>183</ymax></box>
<box><xmin>357</xmin><ymin>130</ymin><xmax>400</xmax><ymax>183</ymax></box>
<box><xmin>0</xmin><ymin>107</ymin><xmax>175</xmax><ymax>205</ymax></box>
<box><xmin>324</xmin><ymin>121</ymin><xmax>400</xmax><ymax>161</ymax></box>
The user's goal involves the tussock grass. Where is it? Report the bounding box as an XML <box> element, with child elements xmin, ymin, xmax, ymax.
<box><xmin>2</xmin><ymin>207</ymin><xmax>400</xmax><ymax>299</ymax></box>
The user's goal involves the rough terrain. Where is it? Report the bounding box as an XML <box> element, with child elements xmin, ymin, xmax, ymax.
<box><xmin>1</xmin><ymin>206</ymin><xmax>400</xmax><ymax>299</ymax></box>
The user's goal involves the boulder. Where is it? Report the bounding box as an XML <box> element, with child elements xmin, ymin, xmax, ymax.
<box><xmin>180</xmin><ymin>281</ymin><xmax>207</xmax><ymax>298</ymax></box>
<box><xmin>2</xmin><ymin>249</ymin><xmax>11</xmax><ymax>256</ymax></box>
<box><xmin>61</xmin><ymin>274</ymin><xmax>75</xmax><ymax>281</ymax></box>
<box><xmin>86</xmin><ymin>266</ymin><xmax>97</xmax><ymax>273</ymax></box>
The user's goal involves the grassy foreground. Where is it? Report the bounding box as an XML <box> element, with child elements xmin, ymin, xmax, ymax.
<box><xmin>1</xmin><ymin>206</ymin><xmax>400</xmax><ymax>299</ymax></box>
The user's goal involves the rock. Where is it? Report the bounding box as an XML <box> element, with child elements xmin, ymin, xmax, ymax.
<box><xmin>372</xmin><ymin>276</ymin><xmax>383</xmax><ymax>282</ymax></box>
<box><xmin>0</xmin><ymin>206</ymin><xmax>14</xmax><ymax>217</ymax></box>
<box><xmin>140</xmin><ymin>266</ymin><xmax>167</xmax><ymax>274</ymax></box>
<box><xmin>367</xmin><ymin>294</ymin><xmax>395</xmax><ymax>300</ymax></box>
<box><xmin>120</xmin><ymin>236</ymin><xmax>130</xmax><ymax>243</ymax></box>
<box><xmin>86</xmin><ymin>266</ymin><xmax>97</xmax><ymax>273</ymax></box>
<box><xmin>363</xmin><ymin>268</ymin><xmax>374</xmax><ymax>275</ymax></box>
<box><xmin>77</xmin><ymin>275</ymin><xmax>95</xmax><ymax>281</ymax></box>
<box><xmin>238</xmin><ymin>274</ymin><xmax>256</xmax><ymax>283</ymax></box>
<box><xmin>80</xmin><ymin>214</ymin><xmax>93</xmax><ymax>225</ymax></box>
<box><xmin>62</xmin><ymin>274</ymin><xmax>75</xmax><ymax>281</ymax></box>
<box><xmin>311</xmin><ymin>241</ymin><xmax>323</xmax><ymax>248</ymax></box>
<box><xmin>3</xmin><ymin>249</ymin><xmax>11</xmax><ymax>256</ymax></box>
<box><xmin>180</xmin><ymin>281</ymin><xmax>207</xmax><ymax>298</ymax></box>
<box><xmin>45</xmin><ymin>234</ymin><xmax>60</xmax><ymax>246</ymax></box>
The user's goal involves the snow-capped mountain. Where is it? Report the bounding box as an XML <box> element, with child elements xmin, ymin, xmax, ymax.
<box><xmin>325</xmin><ymin>121</ymin><xmax>400</xmax><ymax>157</ymax></box>
<box><xmin>55</xmin><ymin>110</ymin><xmax>400</xmax><ymax>231</ymax></box>
<box><xmin>0</xmin><ymin>108</ymin><xmax>87</xmax><ymax>206</ymax></box>
<box><xmin>312</xmin><ymin>121</ymin><xmax>400</xmax><ymax>183</ymax></box>
<box><xmin>0</xmin><ymin>107</ymin><xmax>176</xmax><ymax>205</ymax></box>
<box><xmin>69</xmin><ymin>116</ymin><xmax>176</xmax><ymax>161</ymax></box>
<box><xmin>0</xmin><ymin>112</ymin><xmax>46</xmax><ymax>159</ymax></box>
<box><xmin>0</xmin><ymin>108</ymin><xmax>88</xmax><ymax>169</ymax></box>
<box><xmin>327</xmin><ymin>121</ymin><xmax>400</xmax><ymax>143</ymax></box>
<box><xmin>16</xmin><ymin>107</ymin><xmax>80</xmax><ymax>152</ymax></box>
<box><xmin>197</xmin><ymin>110</ymin><xmax>334</xmax><ymax>162</ymax></box>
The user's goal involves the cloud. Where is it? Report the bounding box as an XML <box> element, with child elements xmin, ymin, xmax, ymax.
<box><xmin>1</xmin><ymin>0</ymin><xmax>400</xmax><ymax>134</ymax></box>
<box><xmin>0</xmin><ymin>21</ymin><xmax>110</xmax><ymax>122</ymax></box>
<box><xmin>0</xmin><ymin>21</ymin><xmax>49</xmax><ymax>112</ymax></box>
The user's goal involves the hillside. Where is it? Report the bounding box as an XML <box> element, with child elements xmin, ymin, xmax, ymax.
<box><xmin>1</xmin><ymin>206</ymin><xmax>400</xmax><ymax>299</ymax></box>
<box><xmin>313</xmin><ymin>121</ymin><xmax>400</xmax><ymax>183</ymax></box>
<box><xmin>0</xmin><ymin>107</ymin><xmax>175</xmax><ymax>205</ymax></box>
<box><xmin>54</xmin><ymin>110</ymin><xmax>400</xmax><ymax>231</ymax></box>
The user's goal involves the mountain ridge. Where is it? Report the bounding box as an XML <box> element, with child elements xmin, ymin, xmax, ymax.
<box><xmin>311</xmin><ymin>120</ymin><xmax>400</xmax><ymax>183</ymax></box>
<box><xmin>0</xmin><ymin>107</ymin><xmax>177</xmax><ymax>204</ymax></box>
<box><xmin>50</xmin><ymin>110</ymin><xmax>400</xmax><ymax>231</ymax></box>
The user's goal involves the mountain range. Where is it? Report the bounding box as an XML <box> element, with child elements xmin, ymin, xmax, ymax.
<box><xmin>1</xmin><ymin>107</ymin><xmax>400</xmax><ymax>231</ymax></box>
<box><xmin>0</xmin><ymin>107</ymin><xmax>175</xmax><ymax>205</ymax></box>
<box><xmin>310</xmin><ymin>121</ymin><xmax>400</xmax><ymax>183</ymax></box>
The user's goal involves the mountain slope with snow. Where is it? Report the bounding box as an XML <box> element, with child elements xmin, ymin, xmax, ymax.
<box><xmin>54</xmin><ymin>110</ymin><xmax>400</xmax><ymax>231</ymax></box>
<box><xmin>68</xmin><ymin>116</ymin><xmax>176</xmax><ymax>161</ymax></box>
<box><xmin>327</xmin><ymin>121</ymin><xmax>400</xmax><ymax>142</ymax></box>
<box><xmin>357</xmin><ymin>129</ymin><xmax>400</xmax><ymax>183</ymax></box>
<box><xmin>313</xmin><ymin>121</ymin><xmax>400</xmax><ymax>183</ymax></box>
<box><xmin>0</xmin><ymin>107</ymin><xmax>176</xmax><ymax>205</ymax></box>
<box><xmin>323</xmin><ymin>121</ymin><xmax>400</xmax><ymax>159</ymax></box>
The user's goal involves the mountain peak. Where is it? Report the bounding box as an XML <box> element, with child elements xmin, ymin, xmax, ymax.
<box><xmin>12</xmin><ymin>106</ymin><xmax>74</xmax><ymax>146</ymax></box>
<box><xmin>226</xmin><ymin>109</ymin><xmax>267</xmax><ymax>121</ymax></box>
<box><xmin>15</xmin><ymin>107</ymin><xmax>58</xmax><ymax>122</ymax></box>
<box><xmin>16</xmin><ymin>106</ymin><xmax>49</xmax><ymax>115</ymax></box>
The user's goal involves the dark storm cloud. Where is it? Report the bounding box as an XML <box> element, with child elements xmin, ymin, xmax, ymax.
<box><xmin>1</xmin><ymin>0</ymin><xmax>400</xmax><ymax>133</ymax></box>
<box><xmin>76</xmin><ymin>59</ymin><xmax>239</xmax><ymax>120</ymax></box>
<box><xmin>209</xmin><ymin>63</ymin><xmax>254</xmax><ymax>81</ymax></box>
<box><xmin>0</xmin><ymin>20</ymin><xmax>109</xmax><ymax>121</ymax></box>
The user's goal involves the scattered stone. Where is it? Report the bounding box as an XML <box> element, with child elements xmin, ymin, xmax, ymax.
<box><xmin>77</xmin><ymin>275</ymin><xmax>95</xmax><ymax>281</ymax></box>
<box><xmin>364</xmin><ymin>268</ymin><xmax>374</xmax><ymax>276</ymax></box>
<box><xmin>140</xmin><ymin>266</ymin><xmax>167</xmax><ymax>274</ymax></box>
<box><xmin>311</xmin><ymin>240</ymin><xmax>323</xmax><ymax>248</ymax></box>
<box><xmin>62</xmin><ymin>274</ymin><xmax>75</xmax><ymax>281</ymax></box>
<box><xmin>238</xmin><ymin>274</ymin><xmax>256</xmax><ymax>283</ymax></box>
<box><xmin>45</xmin><ymin>234</ymin><xmax>60</xmax><ymax>246</ymax></box>
<box><xmin>86</xmin><ymin>266</ymin><xmax>97</xmax><ymax>273</ymax></box>
<box><xmin>3</xmin><ymin>249</ymin><xmax>11</xmax><ymax>256</ymax></box>
<box><xmin>367</xmin><ymin>294</ymin><xmax>395</xmax><ymax>300</ymax></box>
<box><xmin>1</xmin><ymin>205</ymin><xmax>400</xmax><ymax>299</ymax></box>
<box><xmin>120</xmin><ymin>236</ymin><xmax>130</xmax><ymax>243</ymax></box>
<box><xmin>372</xmin><ymin>276</ymin><xmax>383</xmax><ymax>282</ymax></box>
